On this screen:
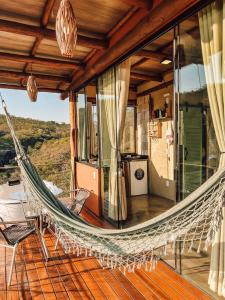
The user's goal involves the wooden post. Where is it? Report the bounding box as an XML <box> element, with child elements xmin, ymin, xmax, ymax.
<box><xmin>69</xmin><ymin>91</ymin><xmax>78</xmax><ymax>193</ymax></box>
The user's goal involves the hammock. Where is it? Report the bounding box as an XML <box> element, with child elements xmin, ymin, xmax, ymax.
<box><xmin>2</xmin><ymin>99</ymin><xmax>225</xmax><ymax>273</ymax></box>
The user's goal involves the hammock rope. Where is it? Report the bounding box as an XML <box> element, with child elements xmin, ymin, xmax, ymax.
<box><xmin>2</xmin><ymin>99</ymin><xmax>225</xmax><ymax>273</ymax></box>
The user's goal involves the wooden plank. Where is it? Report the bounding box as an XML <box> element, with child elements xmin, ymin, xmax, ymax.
<box><xmin>22</xmin><ymin>236</ymin><xmax>45</xmax><ymax>299</ymax></box>
<box><xmin>0</xmin><ymin>229</ymin><xmax>212</xmax><ymax>300</ymax></box>
<box><xmin>135</xmin><ymin>268</ymin><xmax>182</xmax><ymax>300</ymax></box>
<box><xmin>132</xmin><ymin>57</ymin><xmax>149</xmax><ymax>69</ymax></box>
<box><xmin>90</xmin><ymin>259</ymin><xmax>132</xmax><ymax>300</ymax></box>
<box><xmin>135</xmin><ymin>49</ymin><xmax>168</xmax><ymax>61</ymax></box>
<box><xmin>48</xmin><ymin>234</ymin><xmax>92</xmax><ymax>300</ymax></box>
<box><xmin>137</xmin><ymin>80</ymin><xmax>173</xmax><ymax>96</ymax></box>
<box><xmin>111</xmin><ymin>269</ymin><xmax>147</xmax><ymax>300</ymax></box>
<box><xmin>0</xmin><ymin>19</ymin><xmax>108</xmax><ymax>49</ymax></box>
<box><xmin>0</xmin><ymin>70</ymin><xmax>70</xmax><ymax>83</ymax></box>
<box><xmin>0</xmin><ymin>84</ymin><xmax>62</xmax><ymax>93</ymax></box>
<box><xmin>42</xmin><ymin>0</ymin><xmax>56</xmax><ymax>27</ymax></box>
<box><xmin>71</xmin><ymin>257</ymin><xmax>107</xmax><ymax>299</ymax></box>
<box><xmin>31</xmin><ymin>37</ymin><xmax>43</xmax><ymax>56</ymax></box>
<box><xmin>130</xmin><ymin>71</ymin><xmax>162</xmax><ymax>82</ymax></box>
<box><xmin>80</xmin><ymin>257</ymin><xmax>119</xmax><ymax>300</ymax></box>
<box><xmin>0</xmin><ymin>52</ymin><xmax>81</xmax><ymax>69</ymax></box>
<box><xmin>61</xmin><ymin>0</ymin><xmax>200</xmax><ymax>99</ymax></box>
<box><xmin>107</xmin><ymin>7</ymin><xmax>138</xmax><ymax>38</ymax></box>
<box><xmin>157</xmin><ymin>262</ymin><xmax>211</xmax><ymax>300</ymax></box>
<box><xmin>120</xmin><ymin>0</ymin><xmax>153</xmax><ymax>10</ymax></box>
<box><xmin>29</xmin><ymin>235</ymin><xmax>57</xmax><ymax>300</ymax></box>
<box><xmin>125</xmin><ymin>270</ymin><xmax>164</xmax><ymax>300</ymax></box>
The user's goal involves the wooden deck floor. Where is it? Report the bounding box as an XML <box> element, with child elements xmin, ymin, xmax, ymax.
<box><xmin>0</xmin><ymin>210</ymin><xmax>212</xmax><ymax>300</ymax></box>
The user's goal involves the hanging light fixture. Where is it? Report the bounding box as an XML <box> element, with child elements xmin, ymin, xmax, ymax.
<box><xmin>27</xmin><ymin>67</ymin><xmax>38</xmax><ymax>102</ymax></box>
<box><xmin>56</xmin><ymin>0</ymin><xmax>77</xmax><ymax>58</ymax></box>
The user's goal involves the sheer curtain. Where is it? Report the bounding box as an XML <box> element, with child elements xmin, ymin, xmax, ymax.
<box><xmin>199</xmin><ymin>0</ymin><xmax>225</xmax><ymax>296</ymax></box>
<box><xmin>115</xmin><ymin>58</ymin><xmax>131</xmax><ymax>220</ymax></box>
<box><xmin>103</xmin><ymin>69</ymin><xmax>118</xmax><ymax>220</ymax></box>
<box><xmin>99</xmin><ymin>59</ymin><xmax>130</xmax><ymax>220</ymax></box>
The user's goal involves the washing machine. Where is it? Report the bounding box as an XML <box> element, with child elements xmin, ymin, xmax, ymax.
<box><xmin>129</xmin><ymin>159</ymin><xmax>148</xmax><ymax>196</ymax></box>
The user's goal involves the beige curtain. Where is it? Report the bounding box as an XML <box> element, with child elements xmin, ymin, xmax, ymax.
<box><xmin>104</xmin><ymin>69</ymin><xmax>118</xmax><ymax>219</ymax></box>
<box><xmin>115</xmin><ymin>58</ymin><xmax>131</xmax><ymax>220</ymax></box>
<box><xmin>199</xmin><ymin>0</ymin><xmax>225</xmax><ymax>296</ymax></box>
<box><xmin>104</xmin><ymin>59</ymin><xmax>130</xmax><ymax>220</ymax></box>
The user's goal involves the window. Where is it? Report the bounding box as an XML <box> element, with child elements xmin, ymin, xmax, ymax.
<box><xmin>121</xmin><ymin>106</ymin><xmax>136</xmax><ymax>153</ymax></box>
<box><xmin>77</xmin><ymin>90</ymin><xmax>87</xmax><ymax>161</ymax></box>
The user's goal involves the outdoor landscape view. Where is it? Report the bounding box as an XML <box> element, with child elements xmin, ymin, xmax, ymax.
<box><xmin>0</xmin><ymin>114</ymin><xmax>71</xmax><ymax>195</ymax></box>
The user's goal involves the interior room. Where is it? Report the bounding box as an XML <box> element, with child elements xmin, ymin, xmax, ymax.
<box><xmin>74</xmin><ymin>9</ymin><xmax>222</xmax><ymax>298</ymax></box>
<box><xmin>75</xmin><ymin>28</ymin><xmax>176</xmax><ymax>228</ymax></box>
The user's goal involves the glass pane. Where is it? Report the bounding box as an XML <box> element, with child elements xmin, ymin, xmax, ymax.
<box><xmin>177</xmin><ymin>4</ymin><xmax>221</xmax><ymax>299</ymax></box>
<box><xmin>121</xmin><ymin>106</ymin><xmax>136</xmax><ymax>153</ymax></box>
<box><xmin>178</xmin><ymin>14</ymin><xmax>219</xmax><ymax>201</ymax></box>
<box><xmin>77</xmin><ymin>91</ymin><xmax>87</xmax><ymax>161</ymax></box>
<box><xmin>90</xmin><ymin>104</ymin><xmax>98</xmax><ymax>160</ymax></box>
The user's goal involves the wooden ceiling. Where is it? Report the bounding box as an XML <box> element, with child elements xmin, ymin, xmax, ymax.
<box><xmin>0</xmin><ymin>0</ymin><xmax>202</xmax><ymax>97</ymax></box>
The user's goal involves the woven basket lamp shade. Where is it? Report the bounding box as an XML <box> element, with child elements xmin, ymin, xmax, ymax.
<box><xmin>56</xmin><ymin>0</ymin><xmax>77</xmax><ymax>58</ymax></box>
<box><xmin>27</xmin><ymin>75</ymin><xmax>38</xmax><ymax>102</ymax></box>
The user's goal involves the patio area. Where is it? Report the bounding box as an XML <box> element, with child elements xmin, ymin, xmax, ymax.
<box><xmin>0</xmin><ymin>209</ymin><xmax>211</xmax><ymax>300</ymax></box>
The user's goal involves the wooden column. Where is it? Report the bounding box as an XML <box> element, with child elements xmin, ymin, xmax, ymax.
<box><xmin>69</xmin><ymin>91</ymin><xmax>78</xmax><ymax>190</ymax></box>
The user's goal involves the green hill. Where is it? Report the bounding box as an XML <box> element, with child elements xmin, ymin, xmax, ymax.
<box><xmin>0</xmin><ymin>114</ymin><xmax>71</xmax><ymax>194</ymax></box>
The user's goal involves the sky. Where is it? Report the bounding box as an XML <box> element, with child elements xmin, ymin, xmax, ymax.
<box><xmin>0</xmin><ymin>89</ymin><xmax>69</xmax><ymax>123</ymax></box>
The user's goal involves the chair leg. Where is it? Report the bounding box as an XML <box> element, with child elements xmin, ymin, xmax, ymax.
<box><xmin>54</xmin><ymin>232</ymin><xmax>61</xmax><ymax>250</ymax></box>
<box><xmin>42</xmin><ymin>227</ymin><xmax>46</xmax><ymax>236</ymax></box>
<box><xmin>8</xmin><ymin>244</ymin><xmax>17</xmax><ymax>287</ymax></box>
<box><xmin>36</xmin><ymin>229</ymin><xmax>49</xmax><ymax>261</ymax></box>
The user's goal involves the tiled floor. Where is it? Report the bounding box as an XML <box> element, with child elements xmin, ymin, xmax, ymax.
<box><xmin>124</xmin><ymin>194</ymin><xmax>175</xmax><ymax>227</ymax></box>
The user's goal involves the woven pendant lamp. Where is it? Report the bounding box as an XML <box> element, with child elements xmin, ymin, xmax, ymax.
<box><xmin>27</xmin><ymin>75</ymin><xmax>38</xmax><ymax>102</ymax></box>
<box><xmin>56</xmin><ymin>0</ymin><xmax>77</xmax><ymax>58</ymax></box>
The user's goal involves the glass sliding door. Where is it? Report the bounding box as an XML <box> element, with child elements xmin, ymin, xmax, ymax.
<box><xmin>177</xmin><ymin>14</ymin><xmax>219</xmax><ymax>200</ymax></box>
<box><xmin>77</xmin><ymin>89</ymin><xmax>87</xmax><ymax>161</ymax></box>
<box><xmin>175</xmin><ymin>3</ymin><xmax>223</xmax><ymax>298</ymax></box>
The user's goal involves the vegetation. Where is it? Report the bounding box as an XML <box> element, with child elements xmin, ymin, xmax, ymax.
<box><xmin>0</xmin><ymin>114</ymin><xmax>71</xmax><ymax>193</ymax></box>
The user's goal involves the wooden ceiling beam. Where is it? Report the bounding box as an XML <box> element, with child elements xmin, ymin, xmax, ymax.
<box><xmin>41</xmin><ymin>0</ymin><xmax>56</xmax><ymax>27</ymax></box>
<box><xmin>137</xmin><ymin>79</ymin><xmax>173</xmax><ymax>96</ymax></box>
<box><xmin>69</xmin><ymin>7</ymin><xmax>151</xmax><ymax>94</ymax></box>
<box><xmin>0</xmin><ymin>52</ymin><xmax>82</xmax><ymax>69</ymax></box>
<box><xmin>131</xmin><ymin>71</ymin><xmax>162</xmax><ymax>82</ymax></box>
<box><xmin>107</xmin><ymin>7</ymin><xmax>138</xmax><ymax>39</ymax></box>
<box><xmin>135</xmin><ymin>49</ymin><xmax>170</xmax><ymax>61</ymax></box>
<box><xmin>120</xmin><ymin>0</ymin><xmax>153</xmax><ymax>10</ymax></box>
<box><xmin>24</xmin><ymin>0</ymin><xmax>56</xmax><ymax>79</ymax></box>
<box><xmin>0</xmin><ymin>19</ymin><xmax>107</xmax><ymax>49</ymax></box>
<box><xmin>62</xmin><ymin>0</ymin><xmax>200</xmax><ymax>99</ymax></box>
<box><xmin>0</xmin><ymin>84</ymin><xmax>62</xmax><ymax>93</ymax></box>
<box><xmin>0</xmin><ymin>70</ymin><xmax>70</xmax><ymax>83</ymax></box>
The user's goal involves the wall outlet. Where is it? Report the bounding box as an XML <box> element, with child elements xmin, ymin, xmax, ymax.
<box><xmin>166</xmin><ymin>180</ymin><xmax>169</xmax><ymax>187</ymax></box>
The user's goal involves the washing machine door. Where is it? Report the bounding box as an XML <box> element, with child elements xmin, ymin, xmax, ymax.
<box><xmin>130</xmin><ymin>160</ymin><xmax>148</xmax><ymax>196</ymax></box>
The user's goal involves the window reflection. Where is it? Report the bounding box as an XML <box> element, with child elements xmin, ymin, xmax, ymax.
<box><xmin>178</xmin><ymin>16</ymin><xmax>219</xmax><ymax>200</ymax></box>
